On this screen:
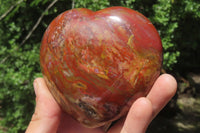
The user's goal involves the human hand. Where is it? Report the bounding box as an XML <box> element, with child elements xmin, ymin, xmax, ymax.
<box><xmin>26</xmin><ymin>74</ymin><xmax>177</xmax><ymax>133</ymax></box>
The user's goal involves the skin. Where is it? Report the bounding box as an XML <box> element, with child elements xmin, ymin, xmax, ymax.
<box><xmin>26</xmin><ymin>74</ymin><xmax>177</xmax><ymax>133</ymax></box>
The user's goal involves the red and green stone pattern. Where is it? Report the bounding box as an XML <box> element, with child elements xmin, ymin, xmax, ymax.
<box><xmin>40</xmin><ymin>6</ymin><xmax>163</xmax><ymax>128</ymax></box>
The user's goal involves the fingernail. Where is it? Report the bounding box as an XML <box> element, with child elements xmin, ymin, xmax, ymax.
<box><xmin>33</xmin><ymin>79</ymin><xmax>39</xmax><ymax>96</ymax></box>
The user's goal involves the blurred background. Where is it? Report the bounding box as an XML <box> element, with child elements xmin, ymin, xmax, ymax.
<box><xmin>0</xmin><ymin>0</ymin><xmax>199</xmax><ymax>132</ymax></box>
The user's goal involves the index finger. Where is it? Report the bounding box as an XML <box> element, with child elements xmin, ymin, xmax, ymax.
<box><xmin>147</xmin><ymin>74</ymin><xmax>177</xmax><ymax>118</ymax></box>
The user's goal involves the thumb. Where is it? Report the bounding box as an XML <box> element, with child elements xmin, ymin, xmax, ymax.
<box><xmin>26</xmin><ymin>78</ymin><xmax>61</xmax><ymax>133</ymax></box>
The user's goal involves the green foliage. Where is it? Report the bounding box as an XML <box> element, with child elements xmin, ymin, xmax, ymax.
<box><xmin>74</xmin><ymin>0</ymin><xmax>110</xmax><ymax>11</ymax></box>
<box><xmin>0</xmin><ymin>1</ymin><xmax>65</xmax><ymax>132</ymax></box>
<box><xmin>0</xmin><ymin>0</ymin><xmax>199</xmax><ymax>132</ymax></box>
<box><xmin>152</xmin><ymin>0</ymin><xmax>180</xmax><ymax>69</ymax></box>
<box><xmin>0</xmin><ymin>0</ymin><xmax>16</xmax><ymax>15</ymax></box>
<box><xmin>0</xmin><ymin>44</ymin><xmax>41</xmax><ymax>132</ymax></box>
<box><xmin>152</xmin><ymin>0</ymin><xmax>200</xmax><ymax>70</ymax></box>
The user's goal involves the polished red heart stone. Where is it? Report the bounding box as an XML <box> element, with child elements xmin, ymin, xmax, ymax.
<box><xmin>40</xmin><ymin>6</ymin><xmax>162</xmax><ymax>128</ymax></box>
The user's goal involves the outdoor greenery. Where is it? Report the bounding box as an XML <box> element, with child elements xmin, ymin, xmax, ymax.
<box><xmin>0</xmin><ymin>0</ymin><xmax>199</xmax><ymax>132</ymax></box>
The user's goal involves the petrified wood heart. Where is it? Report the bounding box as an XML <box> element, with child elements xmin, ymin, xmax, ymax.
<box><xmin>40</xmin><ymin>6</ymin><xmax>162</xmax><ymax>128</ymax></box>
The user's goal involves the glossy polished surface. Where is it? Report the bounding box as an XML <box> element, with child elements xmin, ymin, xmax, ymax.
<box><xmin>40</xmin><ymin>6</ymin><xmax>162</xmax><ymax>128</ymax></box>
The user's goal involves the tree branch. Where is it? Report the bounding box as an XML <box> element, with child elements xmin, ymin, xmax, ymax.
<box><xmin>0</xmin><ymin>0</ymin><xmax>23</xmax><ymax>21</ymax></box>
<box><xmin>0</xmin><ymin>0</ymin><xmax>58</xmax><ymax>64</ymax></box>
<box><xmin>19</xmin><ymin>0</ymin><xmax>58</xmax><ymax>47</ymax></box>
<box><xmin>72</xmin><ymin>0</ymin><xmax>75</xmax><ymax>9</ymax></box>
